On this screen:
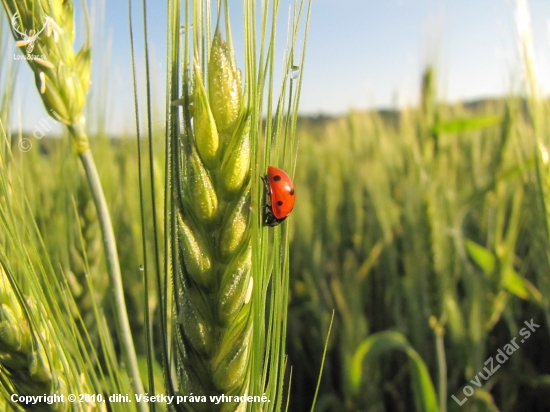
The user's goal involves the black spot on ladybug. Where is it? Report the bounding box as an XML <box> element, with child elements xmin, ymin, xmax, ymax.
<box><xmin>289</xmin><ymin>188</ymin><xmax>295</xmax><ymax>195</ymax></box>
<box><xmin>277</xmin><ymin>200</ymin><xmax>283</xmax><ymax>206</ymax></box>
<box><xmin>273</xmin><ymin>175</ymin><xmax>281</xmax><ymax>181</ymax></box>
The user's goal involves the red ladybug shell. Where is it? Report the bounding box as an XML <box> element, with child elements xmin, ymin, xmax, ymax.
<box><xmin>267</xmin><ymin>166</ymin><xmax>295</xmax><ymax>219</ymax></box>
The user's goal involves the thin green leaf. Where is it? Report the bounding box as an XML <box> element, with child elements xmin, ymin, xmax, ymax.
<box><xmin>350</xmin><ymin>331</ymin><xmax>439</xmax><ymax>412</ymax></box>
<box><xmin>465</xmin><ymin>239</ymin><xmax>495</xmax><ymax>274</ymax></box>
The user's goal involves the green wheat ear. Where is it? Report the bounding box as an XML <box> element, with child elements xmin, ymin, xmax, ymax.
<box><xmin>174</xmin><ymin>15</ymin><xmax>253</xmax><ymax>411</ymax></box>
<box><xmin>2</xmin><ymin>0</ymin><xmax>90</xmax><ymax>151</ymax></box>
<box><xmin>0</xmin><ymin>261</ymin><xmax>100</xmax><ymax>412</ymax></box>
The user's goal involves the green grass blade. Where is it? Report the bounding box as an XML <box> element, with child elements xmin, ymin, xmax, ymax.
<box><xmin>350</xmin><ymin>331</ymin><xmax>439</xmax><ymax>412</ymax></box>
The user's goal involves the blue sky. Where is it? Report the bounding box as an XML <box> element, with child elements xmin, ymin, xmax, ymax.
<box><xmin>7</xmin><ymin>0</ymin><xmax>550</xmax><ymax>135</ymax></box>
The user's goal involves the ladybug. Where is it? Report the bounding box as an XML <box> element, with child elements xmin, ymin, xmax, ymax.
<box><xmin>261</xmin><ymin>166</ymin><xmax>296</xmax><ymax>226</ymax></box>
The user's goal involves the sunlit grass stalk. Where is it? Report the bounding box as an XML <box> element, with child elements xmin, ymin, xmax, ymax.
<box><xmin>1</xmin><ymin>0</ymin><xmax>145</xmax><ymax>404</ymax></box>
<box><xmin>127</xmin><ymin>0</ymin><xmax>168</xmax><ymax>408</ymax></box>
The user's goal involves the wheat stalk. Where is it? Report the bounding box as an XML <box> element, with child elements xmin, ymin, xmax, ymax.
<box><xmin>1</xmin><ymin>0</ymin><xmax>145</xmax><ymax>404</ymax></box>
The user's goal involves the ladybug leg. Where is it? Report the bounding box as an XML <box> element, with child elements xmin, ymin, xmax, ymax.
<box><xmin>263</xmin><ymin>203</ymin><xmax>273</xmax><ymax>226</ymax></box>
<box><xmin>260</xmin><ymin>176</ymin><xmax>268</xmax><ymax>207</ymax></box>
<box><xmin>260</xmin><ymin>175</ymin><xmax>270</xmax><ymax>195</ymax></box>
<box><xmin>263</xmin><ymin>204</ymin><xmax>287</xmax><ymax>226</ymax></box>
<box><xmin>260</xmin><ymin>175</ymin><xmax>271</xmax><ymax>225</ymax></box>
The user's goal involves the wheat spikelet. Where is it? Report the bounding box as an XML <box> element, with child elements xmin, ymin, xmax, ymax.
<box><xmin>174</xmin><ymin>20</ymin><xmax>252</xmax><ymax>411</ymax></box>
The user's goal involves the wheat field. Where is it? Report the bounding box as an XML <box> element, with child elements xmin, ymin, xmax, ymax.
<box><xmin>1</xmin><ymin>0</ymin><xmax>550</xmax><ymax>412</ymax></box>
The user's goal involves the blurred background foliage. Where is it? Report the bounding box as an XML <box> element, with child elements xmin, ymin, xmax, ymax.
<box><xmin>286</xmin><ymin>67</ymin><xmax>550</xmax><ymax>412</ymax></box>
